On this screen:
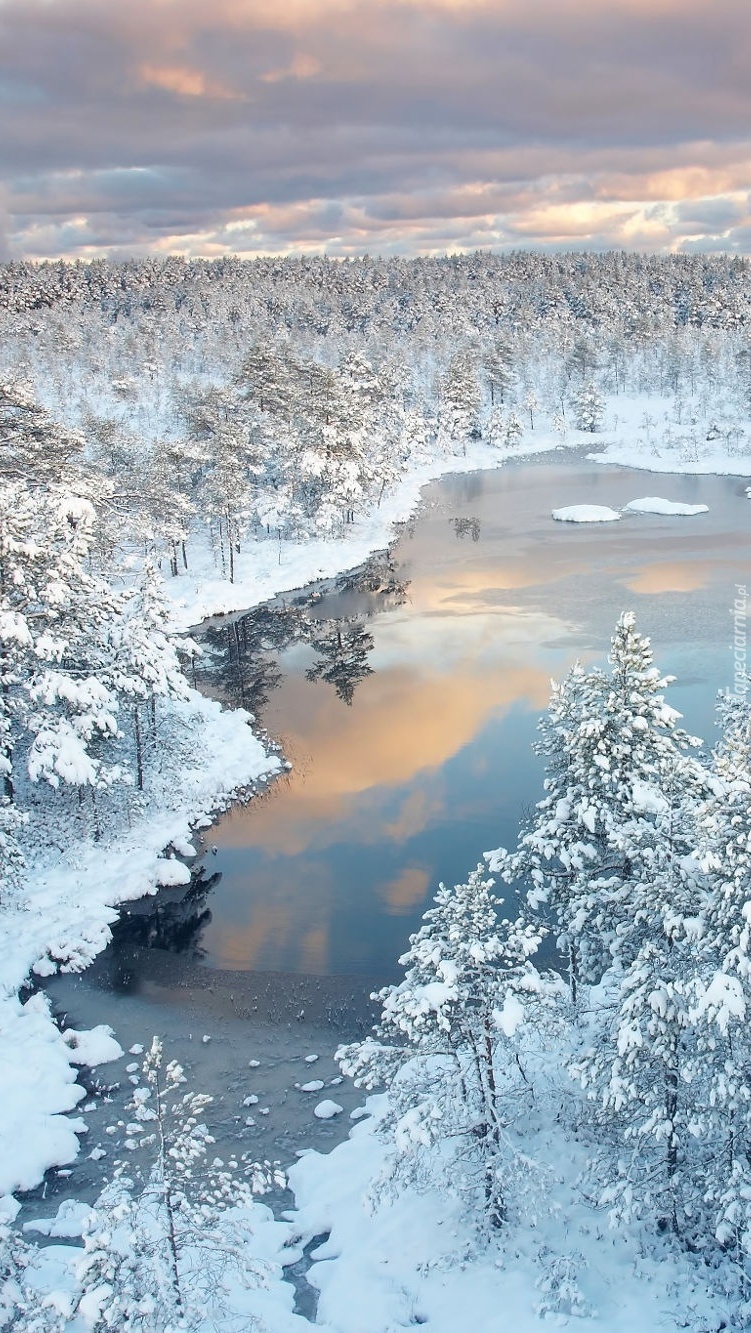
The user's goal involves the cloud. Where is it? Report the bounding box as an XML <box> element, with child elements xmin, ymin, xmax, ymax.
<box><xmin>2</xmin><ymin>0</ymin><xmax>751</xmax><ymax>256</ymax></box>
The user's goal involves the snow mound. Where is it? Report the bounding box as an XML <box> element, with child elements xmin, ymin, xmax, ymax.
<box><xmin>154</xmin><ymin>856</ymin><xmax>192</xmax><ymax>887</ymax></box>
<box><xmin>62</xmin><ymin>1024</ymin><xmax>123</xmax><ymax>1067</ymax></box>
<box><xmin>625</xmin><ymin>496</ymin><xmax>709</xmax><ymax>516</ymax></box>
<box><xmin>552</xmin><ymin>505</ymin><xmax>621</xmax><ymax>523</ymax></box>
<box><xmin>314</xmin><ymin>1100</ymin><xmax>344</xmax><ymax>1120</ymax></box>
<box><xmin>24</xmin><ymin>1198</ymin><xmax>94</xmax><ymax>1239</ymax></box>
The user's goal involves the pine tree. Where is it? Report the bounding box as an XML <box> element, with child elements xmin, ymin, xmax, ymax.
<box><xmin>437</xmin><ymin>352</ymin><xmax>482</xmax><ymax>452</ymax></box>
<box><xmin>490</xmin><ymin>614</ymin><xmax>706</xmax><ymax>997</ymax></box>
<box><xmin>572</xmin><ymin>381</ymin><xmax>605</xmax><ymax>432</ymax></box>
<box><xmin>338</xmin><ymin>865</ymin><xmax>555</xmax><ymax>1226</ymax></box>
<box><xmin>0</xmin><ymin>1220</ymin><xmax>65</xmax><ymax>1332</ymax></box>
<box><xmin>691</xmin><ymin>687</ymin><xmax>751</xmax><ymax>1264</ymax></box>
<box><xmin>107</xmin><ymin>561</ymin><xmax>192</xmax><ymax>790</ymax></box>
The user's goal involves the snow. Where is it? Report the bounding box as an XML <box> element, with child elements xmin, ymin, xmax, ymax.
<box><xmin>495</xmin><ymin>992</ymin><xmax>526</xmax><ymax>1037</ymax></box>
<box><xmin>23</xmin><ymin>1199</ymin><xmax>93</xmax><ymax>1239</ymax></box>
<box><xmin>314</xmin><ymin>1100</ymin><xmax>344</xmax><ymax>1120</ymax></box>
<box><xmin>153</xmin><ymin>856</ymin><xmax>191</xmax><ymax>886</ymax></box>
<box><xmin>300</xmin><ymin>1080</ymin><xmax>325</xmax><ymax>1093</ymax></box>
<box><xmin>625</xmin><ymin>496</ymin><xmax>709</xmax><ymax>515</ymax></box>
<box><xmin>630</xmin><ymin>780</ymin><xmax>669</xmax><ymax>815</ymax></box>
<box><xmin>61</xmin><ymin>1024</ymin><xmax>123</xmax><ymax>1067</ymax></box>
<box><xmin>0</xmin><ymin>993</ymin><xmax>87</xmax><ymax>1195</ymax></box>
<box><xmin>552</xmin><ymin>504</ymin><xmax>621</xmax><ymax>523</ymax></box>
<box><xmin>288</xmin><ymin>1097</ymin><xmax>724</xmax><ymax>1333</ymax></box>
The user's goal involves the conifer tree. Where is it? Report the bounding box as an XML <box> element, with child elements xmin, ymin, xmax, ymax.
<box><xmin>691</xmin><ymin>686</ymin><xmax>751</xmax><ymax>1261</ymax></box>
<box><xmin>74</xmin><ymin>1038</ymin><xmax>284</xmax><ymax>1332</ymax></box>
<box><xmin>490</xmin><ymin>613</ymin><xmax>706</xmax><ymax>996</ymax></box>
<box><xmin>338</xmin><ymin>865</ymin><xmax>555</xmax><ymax>1226</ymax></box>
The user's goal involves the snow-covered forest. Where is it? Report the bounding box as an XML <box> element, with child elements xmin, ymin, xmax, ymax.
<box><xmin>1</xmin><ymin>251</ymin><xmax>751</xmax><ymax>1329</ymax></box>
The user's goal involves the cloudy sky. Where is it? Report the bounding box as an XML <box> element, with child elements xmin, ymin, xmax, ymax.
<box><xmin>2</xmin><ymin>0</ymin><xmax>750</xmax><ymax>260</ymax></box>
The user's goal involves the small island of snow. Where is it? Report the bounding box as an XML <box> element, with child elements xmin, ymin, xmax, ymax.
<box><xmin>625</xmin><ymin>496</ymin><xmax>709</xmax><ymax>516</ymax></box>
<box><xmin>314</xmin><ymin>1099</ymin><xmax>344</xmax><ymax>1119</ymax></box>
<box><xmin>552</xmin><ymin>505</ymin><xmax>621</xmax><ymax>523</ymax></box>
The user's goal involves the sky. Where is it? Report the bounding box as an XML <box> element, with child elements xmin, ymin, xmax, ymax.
<box><xmin>1</xmin><ymin>0</ymin><xmax>751</xmax><ymax>261</ymax></box>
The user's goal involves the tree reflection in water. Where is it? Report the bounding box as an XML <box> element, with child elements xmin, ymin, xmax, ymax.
<box><xmin>192</xmin><ymin>549</ymin><xmax>410</xmax><ymax>716</ymax></box>
<box><xmin>102</xmin><ymin>868</ymin><xmax>220</xmax><ymax>991</ymax></box>
<box><xmin>305</xmin><ymin>623</ymin><xmax>375</xmax><ymax>706</ymax></box>
<box><xmin>451</xmin><ymin>515</ymin><xmax>481</xmax><ymax>542</ymax></box>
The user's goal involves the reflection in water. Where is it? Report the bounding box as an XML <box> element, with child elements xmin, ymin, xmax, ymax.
<box><xmin>306</xmin><ymin>624</ymin><xmax>375</xmax><ymax>706</ymax></box>
<box><xmin>195</xmin><ymin>552</ymin><xmax>410</xmax><ymax>717</ymax></box>
<box><xmin>382</xmin><ymin>865</ymin><xmax>432</xmax><ymax>915</ymax></box>
<box><xmin>159</xmin><ymin>463</ymin><xmax>751</xmax><ymax>979</ymax></box>
<box><xmin>452</xmin><ymin>516</ymin><xmax>481</xmax><ymax>542</ymax></box>
<box><xmin>621</xmin><ymin>560</ymin><xmax>712</xmax><ymax>594</ymax></box>
<box><xmin>94</xmin><ymin>869</ymin><xmax>220</xmax><ymax>992</ymax></box>
<box><xmin>213</xmin><ymin>658</ymin><xmax>553</xmax><ymax>856</ymax></box>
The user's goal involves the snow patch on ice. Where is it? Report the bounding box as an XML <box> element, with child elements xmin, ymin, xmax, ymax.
<box><xmin>625</xmin><ymin>496</ymin><xmax>709</xmax><ymax>516</ymax></box>
<box><xmin>62</xmin><ymin>1025</ymin><xmax>123</xmax><ymax>1067</ymax></box>
<box><xmin>314</xmin><ymin>1100</ymin><xmax>344</xmax><ymax>1120</ymax></box>
<box><xmin>552</xmin><ymin>505</ymin><xmax>621</xmax><ymax>523</ymax></box>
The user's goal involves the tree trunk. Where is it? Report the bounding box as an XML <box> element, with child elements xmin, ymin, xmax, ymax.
<box><xmin>134</xmin><ymin>705</ymin><xmax>144</xmax><ymax>791</ymax></box>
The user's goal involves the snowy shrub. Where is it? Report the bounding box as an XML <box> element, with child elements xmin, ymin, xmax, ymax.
<box><xmin>73</xmin><ymin>1038</ymin><xmax>284</xmax><ymax>1331</ymax></box>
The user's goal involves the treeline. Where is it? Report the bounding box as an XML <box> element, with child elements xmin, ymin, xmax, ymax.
<box><xmin>1</xmin><ymin>251</ymin><xmax>751</xmax><ymax>333</ymax></box>
<box><xmin>340</xmin><ymin>616</ymin><xmax>751</xmax><ymax>1307</ymax></box>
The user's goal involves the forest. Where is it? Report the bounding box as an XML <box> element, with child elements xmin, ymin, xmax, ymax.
<box><xmin>1</xmin><ymin>252</ymin><xmax>751</xmax><ymax>1329</ymax></box>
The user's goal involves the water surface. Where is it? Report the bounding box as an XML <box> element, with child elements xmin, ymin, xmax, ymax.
<box><xmin>179</xmin><ymin>460</ymin><xmax>750</xmax><ymax>977</ymax></box>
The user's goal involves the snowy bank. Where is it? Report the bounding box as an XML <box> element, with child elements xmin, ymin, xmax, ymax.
<box><xmin>0</xmin><ymin>689</ymin><xmax>279</xmax><ymax>1204</ymax></box>
<box><xmin>288</xmin><ymin>1098</ymin><xmax>725</xmax><ymax>1333</ymax></box>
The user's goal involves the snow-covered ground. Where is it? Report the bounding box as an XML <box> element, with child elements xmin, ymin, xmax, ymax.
<box><xmin>288</xmin><ymin>1095</ymin><xmax>728</xmax><ymax>1333</ymax></box>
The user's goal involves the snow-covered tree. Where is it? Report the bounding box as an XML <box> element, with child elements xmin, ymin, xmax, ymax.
<box><xmin>572</xmin><ymin>781</ymin><xmax>706</xmax><ymax>1234</ymax></box>
<box><xmin>0</xmin><ymin>1219</ymin><xmax>65</xmax><ymax>1332</ymax></box>
<box><xmin>482</xmin><ymin>339</ymin><xmax>515</xmax><ymax>407</ymax></box>
<box><xmin>437</xmin><ymin>352</ymin><xmax>482</xmax><ymax>452</ymax></box>
<box><xmin>338</xmin><ymin>865</ymin><xmax>556</xmax><ymax>1226</ymax></box>
<box><xmin>490</xmin><ymin>613</ymin><xmax>707</xmax><ymax>997</ymax></box>
<box><xmin>107</xmin><ymin>562</ymin><xmax>192</xmax><ymax>789</ymax></box>
<box><xmin>572</xmin><ymin>381</ymin><xmax>605</xmax><ymax>432</ymax></box>
<box><xmin>0</xmin><ymin>380</ymin><xmax>84</xmax><ymax>486</ymax></box>
<box><xmin>690</xmin><ymin>686</ymin><xmax>751</xmax><ymax>1261</ymax></box>
<box><xmin>0</xmin><ymin>482</ymin><xmax>125</xmax><ymax>793</ymax></box>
